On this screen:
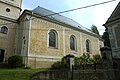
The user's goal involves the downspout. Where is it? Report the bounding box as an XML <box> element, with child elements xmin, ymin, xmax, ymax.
<box><xmin>25</xmin><ymin>11</ymin><xmax>33</xmax><ymax>68</ymax></box>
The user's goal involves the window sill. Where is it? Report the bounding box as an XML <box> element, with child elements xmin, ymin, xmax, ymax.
<box><xmin>48</xmin><ymin>46</ymin><xmax>58</xmax><ymax>49</ymax></box>
<box><xmin>86</xmin><ymin>52</ymin><xmax>92</xmax><ymax>54</ymax></box>
<box><xmin>70</xmin><ymin>50</ymin><xmax>77</xmax><ymax>54</ymax></box>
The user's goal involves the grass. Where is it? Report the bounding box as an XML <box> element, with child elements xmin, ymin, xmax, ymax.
<box><xmin>0</xmin><ymin>68</ymin><xmax>48</xmax><ymax>80</ymax></box>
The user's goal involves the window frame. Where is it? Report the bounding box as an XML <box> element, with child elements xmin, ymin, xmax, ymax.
<box><xmin>70</xmin><ymin>35</ymin><xmax>77</xmax><ymax>51</ymax></box>
<box><xmin>48</xmin><ymin>29</ymin><xmax>58</xmax><ymax>49</ymax></box>
<box><xmin>86</xmin><ymin>39</ymin><xmax>92</xmax><ymax>53</ymax></box>
<box><xmin>0</xmin><ymin>26</ymin><xmax>8</xmax><ymax>34</ymax></box>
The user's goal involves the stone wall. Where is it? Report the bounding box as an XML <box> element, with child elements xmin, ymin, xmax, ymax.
<box><xmin>30</xmin><ymin>69</ymin><xmax>120</xmax><ymax>80</ymax></box>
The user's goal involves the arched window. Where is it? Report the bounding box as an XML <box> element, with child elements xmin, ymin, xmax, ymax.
<box><xmin>86</xmin><ymin>39</ymin><xmax>91</xmax><ymax>53</ymax></box>
<box><xmin>49</xmin><ymin>29</ymin><xmax>58</xmax><ymax>48</ymax></box>
<box><xmin>1</xmin><ymin>26</ymin><xmax>8</xmax><ymax>34</ymax></box>
<box><xmin>70</xmin><ymin>35</ymin><xmax>77</xmax><ymax>51</ymax></box>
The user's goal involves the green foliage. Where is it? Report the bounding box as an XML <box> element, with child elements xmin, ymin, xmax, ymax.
<box><xmin>51</xmin><ymin>54</ymin><xmax>101</xmax><ymax>70</ymax></box>
<box><xmin>51</xmin><ymin>57</ymin><xmax>66</xmax><ymax>69</ymax></box>
<box><xmin>102</xmin><ymin>28</ymin><xmax>111</xmax><ymax>47</ymax></box>
<box><xmin>75</xmin><ymin>53</ymin><xmax>101</xmax><ymax>65</ymax></box>
<box><xmin>74</xmin><ymin>57</ymin><xmax>80</xmax><ymax>65</ymax></box>
<box><xmin>74</xmin><ymin>53</ymin><xmax>91</xmax><ymax>70</ymax></box>
<box><xmin>8</xmin><ymin>55</ymin><xmax>24</xmax><ymax>68</ymax></box>
<box><xmin>91</xmin><ymin>24</ymin><xmax>100</xmax><ymax>35</ymax></box>
<box><xmin>79</xmin><ymin>53</ymin><xmax>90</xmax><ymax>64</ymax></box>
<box><xmin>74</xmin><ymin>53</ymin><xmax>101</xmax><ymax>70</ymax></box>
<box><xmin>93</xmin><ymin>54</ymin><xmax>101</xmax><ymax>64</ymax></box>
<box><xmin>87</xmin><ymin>54</ymin><xmax>101</xmax><ymax>64</ymax></box>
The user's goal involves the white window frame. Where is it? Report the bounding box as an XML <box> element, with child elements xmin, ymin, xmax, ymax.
<box><xmin>48</xmin><ymin>29</ymin><xmax>58</xmax><ymax>49</ymax></box>
<box><xmin>86</xmin><ymin>39</ymin><xmax>92</xmax><ymax>53</ymax></box>
<box><xmin>70</xmin><ymin>35</ymin><xmax>77</xmax><ymax>51</ymax></box>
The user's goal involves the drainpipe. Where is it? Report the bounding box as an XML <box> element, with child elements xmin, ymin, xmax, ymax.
<box><xmin>25</xmin><ymin>11</ymin><xmax>33</xmax><ymax>68</ymax></box>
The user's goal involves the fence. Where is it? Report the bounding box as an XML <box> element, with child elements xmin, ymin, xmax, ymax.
<box><xmin>30</xmin><ymin>69</ymin><xmax>120</xmax><ymax>80</ymax></box>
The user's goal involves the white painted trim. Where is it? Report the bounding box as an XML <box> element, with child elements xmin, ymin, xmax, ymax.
<box><xmin>21</xmin><ymin>21</ymin><xmax>25</xmax><ymax>56</ymax></box>
<box><xmin>29</xmin><ymin>58</ymin><xmax>59</xmax><ymax>62</ymax></box>
<box><xmin>47</xmin><ymin>29</ymin><xmax>49</xmax><ymax>48</ymax></box>
<box><xmin>86</xmin><ymin>39</ymin><xmax>92</xmax><ymax>53</ymax></box>
<box><xmin>27</xmin><ymin>18</ymin><xmax>31</xmax><ymax>56</ymax></box>
<box><xmin>80</xmin><ymin>32</ymin><xmax>83</xmax><ymax>54</ymax></box>
<box><xmin>47</xmin><ymin>28</ymin><xmax>59</xmax><ymax>49</ymax></box>
<box><xmin>0</xmin><ymin>25</ymin><xmax>9</xmax><ymax>38</ymax></box>
<box><xmin>24</xmin><ymin>15</ymin><xmax>32</xmax><ymax>67</ymax></box>
<box><xmin>28</xmin><ymin>54</ymin><xmax>62</xmax><ymax>59</ymax></box>
<box><xmin>90</xmin><ymin>40</ymin><xmax>92</xmax><ymax>53</ymax></box>
<box><xmin>69</xmin><ymin>35</ymin><xmax>77</xmax><ymax>52</ymax></box>
<box><xmin>63</xmin><ymin>27</ymin><xmax>65</xmax><ymax>56</ymax></box>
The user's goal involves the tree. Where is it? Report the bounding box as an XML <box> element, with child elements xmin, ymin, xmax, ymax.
<box><xmin>91</xmin><ymin>24</ymin><xmax>100</xmax><ymax>35</ymax></box>
<box><xmin>102</xmin><ymin>28</ymin><xmax>111</xmax><ymax>47</ymax></box>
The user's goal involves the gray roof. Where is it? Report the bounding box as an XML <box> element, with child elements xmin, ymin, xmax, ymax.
<box><xmin>32</xmin><ymin>6</ymin><xmax>95</xmax><ymax>34</ymax></box>
<box><xmin>104</xmin><ymin>2</ymin><xmax>120</xmax><ymax>25</ymax></box>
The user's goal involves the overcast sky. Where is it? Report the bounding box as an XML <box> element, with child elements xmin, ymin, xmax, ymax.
<box><xmin>22</xmin><ymin>0</ymin><xmax>119</xmax><ymax>35</ymax></box>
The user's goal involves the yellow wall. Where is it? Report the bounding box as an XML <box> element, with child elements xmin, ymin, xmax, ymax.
<box><xmin>0</xmin><ymin>19</ymin><xmax>17</xmax><ymax>60</ymax></box>
<box><xmin>22</xmin><ymin>16</ymin><xmax>103</xmax><ymax>68</ymax></box>
<box><xmin>29</xmin><ymin>18</ymin><xmax>64</xmax><ymax>57</ymax></box>
<box><xmin>0</xmin><ymin>0</ymin><xmax>21</xmax><ymax>19</ymax></box>
<box><xmin>29</xmin><ymin>18</ymin><xmax>101</xmax><ymax>55</ymax></box>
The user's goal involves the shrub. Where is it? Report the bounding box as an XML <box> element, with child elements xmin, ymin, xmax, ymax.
<box><xmin>51</xmin><ymin>54</ymin><xmax>101</xmax><ymax>70</ymax></box>
<box><xmin>93</xmin><ymin>54</ymin><xmax>101</xmax><ymax>64</ymax></box>
<box><xmin>74</xmin><ymin>53</ymin><xmax>101</xmax><ymax>70</ymax></box>
<box><xmin>8</xmin><ymin>55</ymin><xmax>24</xmax><ymax>68</ymax></box>
<box><xmin>51</xmin><ymin>57</ymin><xmax>66</xmax><ymax>69</ymax></box>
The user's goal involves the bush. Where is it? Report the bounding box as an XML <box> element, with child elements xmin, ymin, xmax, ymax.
<box><xmin>51</xmin><ymin>57</ymin><xmax>66</xmax><ymax>69</ymax></box>
<box><xmin>74</xmin><ymin>53</ymin><xmax>101</xmax><ymax>70</ymax></box>
<box><xmin>93</xmin><ymin>54</ymin><xmax>101</xmax><ymax>64</ymax></box>
<box><xmin>8</xmin><ymin>55</ymin><xmax>24</xmax><ymax>68</ymax></box>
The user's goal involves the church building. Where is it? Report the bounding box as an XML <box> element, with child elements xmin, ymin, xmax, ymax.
<box><xmin>0</xmin><ymin>0</ymin><xmax>103</xmax><ymax>68</ymax></box>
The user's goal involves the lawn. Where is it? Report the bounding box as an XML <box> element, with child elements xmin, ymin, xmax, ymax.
<box><xmin>0</xmin><ymin>68</ymin><xmax>48</xmax><ymax>80</ymax></box>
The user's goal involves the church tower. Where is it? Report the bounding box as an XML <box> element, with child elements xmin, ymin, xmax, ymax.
<box><xmin>0</xmin><ymin>0</ymin><xmax>22</xmax><ymax>20</ymax></box>
<box><xmin>0</xmin><ymin>0</ymin><xmax>22</xmax><ymax>63</ymax></box>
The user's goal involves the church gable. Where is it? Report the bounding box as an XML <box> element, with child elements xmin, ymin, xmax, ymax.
<box><xmin>105</xmin><ymin>2</ymin><xmax>120</xmax><ymax>25</ymax></box>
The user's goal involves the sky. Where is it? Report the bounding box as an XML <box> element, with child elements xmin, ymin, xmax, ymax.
<box><xmin>22</xmin><ymin>0</ymin><xmax>119</xmax><ymax>35</ymax></box>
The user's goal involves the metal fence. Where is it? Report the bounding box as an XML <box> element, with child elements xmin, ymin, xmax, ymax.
<box><xmin>30</xmin><ymin>69</ymin><xmax>120</xmax><ymax>80</ymax></box>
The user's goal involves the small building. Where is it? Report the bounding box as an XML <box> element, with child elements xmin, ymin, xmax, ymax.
<box><xmin>103</xmin><ymin>1</ymin><xmax>120</xmax><ymax>67</ymax></box>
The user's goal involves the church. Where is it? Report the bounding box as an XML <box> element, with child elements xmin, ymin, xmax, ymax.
<box><xmin>0</xmin><ymin>0</ymin><xmax>103</xmax><ymax>68</ymax></box>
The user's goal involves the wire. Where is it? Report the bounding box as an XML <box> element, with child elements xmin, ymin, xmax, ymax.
<box><xmin>44</xmin><ymin>0</ymin><xmax>116</xmax><ymax>17</ymax></box>
<box><xmin>0</xmin><ymin>0</ymin><xmax>116</xmax><ymax>30</ymax></box>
